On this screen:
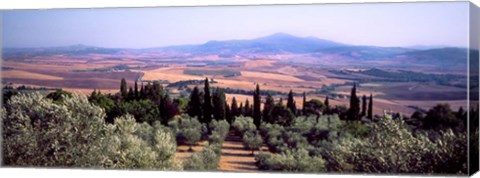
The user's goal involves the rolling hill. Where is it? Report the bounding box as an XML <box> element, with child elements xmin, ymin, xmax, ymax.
<box><xmin>2</xmin><ymin>33</ymin><xmax>468</xmax><ymax>68</ymax></box>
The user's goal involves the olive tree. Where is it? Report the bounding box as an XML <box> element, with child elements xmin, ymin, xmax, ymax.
<box><xmin>242</xmin><ymin>130</ymin><xmax>263</xmax><ymax>155</ymax></box>
<box><xmin>168</xmin><ymin>114</ymin><xmax>202</xmax><ymax>151</ymax></box>
<box><xmin>2</xmin><ymin>92</ymin><xmax>182</xmax><ymax>170</ymax></box>
<box><xmin>321</xmin><ymin>113</ymin><xmax>467</xmax><ymax>174</ymax></box>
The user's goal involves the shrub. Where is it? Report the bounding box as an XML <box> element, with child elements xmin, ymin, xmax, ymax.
<box><xmin>242</xmin><ymin>130</ymin><xmax>263</xmax><ymax>155</ymax></box>
<box><xmin>2</xmin><ymin>92</ymin><xmax>182</xmax><ymax>170</ymax></box>
<box><xmin>3</xmin><ymin>92</ymin><xmax>105</xmax><ymax>167</ymax></box>
<box><xmin>168</xmin><ymin>115</ymin><xmax>202</xmax><ymax>151</ymax></box>
<box><xmin>232</xmin><ymin>116</ymin><xmax>256</xmax><ymax>135</ymax></box>
<box><xmin>183</xmin><ymin>144</ymin><xmax>221</xmax><ymax>170</ymax></box>
<box><xmin>269</xmin><ymin>104</ymin><xmax>295</xmax><ymax>126</ymax></box>
<box><xmin>255</xmin><ymin>148</ymin><xmax>326</xmax><ymax>172</ymax></box>
<box><xmin>103</xmin><ymin>115</ymin><xmax>182</xmax><ymax>170</ymax></box>
<box><xmin>200</xmin><ymin>123</ymin><xmax>209</xmax><ymax>140</ymax></box>
<box><xmin>210</xmin><ymin>119</ymin><xmax>230</xmax><ymax>138</ymax></box>
<box><xmin>261</xmin><ymin>116</ymin><xmax>342</xmax><ymax>153</ymax></box>
<box><xmin>322</xmin><ymin>113</ymin><xmax>467</xmax><ymax>174</ymax></box>
<box><xmin>423</xmin><ymin>103</ymin><xmax>464</xmax><ymax>131</ymax></box>
<box><xmin>207</xmin><ymin>120</ymin><xmax>230</xmax><ymax>145</ymax></box>
<box><xmin>113</xmin><ymin>99</ymin><xmax>161</xmax><ymax>124</ymax></box>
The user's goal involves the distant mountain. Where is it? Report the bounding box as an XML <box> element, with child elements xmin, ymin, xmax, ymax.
<box><xmin>3</xmin><ymin>44</ymin><xmax>125</xmax><ymax>59</ymax></box>
<box><xmin>148</xmin><ymin>32</ymin><xmax>346</xmax><ymax>55</ymax></box>
<box><xmin>405</xmin><ymin>45</ymin><xmax>454</xmax><ymax>50</ymax></box>
<box><xmin>2</xmin><ymin>33</ymin><xmax>469</xmax><ymax>68</ymax></box>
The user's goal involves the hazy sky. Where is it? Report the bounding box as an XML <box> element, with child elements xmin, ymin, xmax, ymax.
<box><xmin>2</xmin><ymin>2</ymin><xmax>469</xmax><ymax>48</ymax></box>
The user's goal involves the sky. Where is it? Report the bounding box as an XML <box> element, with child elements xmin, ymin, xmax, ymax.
<box><xmin>1</xmin><ymin>2</ymin><xmax>470</xmax><ymax>48</ymax></box>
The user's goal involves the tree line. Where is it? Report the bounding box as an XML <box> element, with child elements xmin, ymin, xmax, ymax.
<box><xmin>78</xmin><ymin>77</ymin><xmax>377</xmax><ymax>128</ymax></box>
<box><xmin>37</xmin><ymin>76</ymin><xmax>470</xmax><ymax>134</ymax></box>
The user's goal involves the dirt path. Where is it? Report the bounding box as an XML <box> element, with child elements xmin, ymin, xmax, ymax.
<box><xmin>219</xmin><ymin>131</ymin><xmax>264</xmax><ymax>172</ymax></box>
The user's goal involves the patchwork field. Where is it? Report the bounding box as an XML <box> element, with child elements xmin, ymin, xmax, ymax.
<box><xmin>2</xmin><ymin>55</ymin><xmax>469</xmax><ymax>116</ymax></box>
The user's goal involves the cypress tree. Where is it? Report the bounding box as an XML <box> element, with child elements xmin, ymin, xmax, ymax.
<box><xmin>120</xmin><ymin>78</ymin><xmax>128</xmax><ymax>99</ymax></box>
<box><xmin>127</xmin><ymin>87</ymin><xmax>135</xmax><ymax>101</ymax></box>
<box><xmin>231</xmin><ymin>97</ymin><xmax>239</xmax><ymax>118</ymax></box>
<box><xmin>368</xmin><ymin>94</ymin><xmax>373</xmax><ymax>119</ymax></box>
<box><xmin>151</xmin><ymin>81</ymin><xmax>164</xmax><ymax>104</ymax></box>
<box><xmin>302</xmin><ymin>92</ymin><xmax>307</xmax><ymax>115</ymax></box>
<box><xmin>253</xmin><ymin>84</ymin><xmax>261</xmax><ymax>128</ymax></box>
<box><xmin>90</xmin><ymin>89</ymin><xmax>98</xmax><ymax>100</ymax></box>
<box><xmin>239</xmin><ymin>102</ymin><xmax>244</xmax><ymax>116</ymax></box>
<box><xmin>187</xmin><ymin>86</ymin><xmax>203</xmax><ymax>121</ymax></box>
<box><xmin>263</xmin><ymin>94</ymin><xmax>275</xmax><ymax>124</ymax></box>
<box><xmin>348</xmin><ymin>83</ymin><xmax>360</xmax><ymax>121</ymax></box>
<box><xmin>361</xmin><ymin>95</ymin><xmax>367</xmax><ymax>117</ymax></box>
<box><xmin>203</xmin><ymin>78</ymin><xmax>213</xmax><ymax>123</ymax></box>
<box><xmin>134</xmin><ymin>81</ymin><xmax>139</xmax><ymax>100</ymax></box>
<box><xmin>139</xmin><ymin>82</ymin><xmax>145</xmax><ymax>99</ymax></box>
<box><xmin>160</xmin><ymin>94</ymin><xmax>179</xmax><ymax>125</ymax></box>
<box><xmin>212</xmin><ymin>87</ymin><xmax>226</xmax><ymax>120</ymax></box>
<box><xmin>324</xmin><ymin>96</ymin><xmax>330</xmax><ymax>114</ymax></box>
<box><xmin>225</xmin><ymin>102</ymin><xmax>232</xmax><ymax>124</ymax></box>
<box><xmin>245</xmin><ymin>99</ymin><xmax>251</xmax><ymax>117</ymax></box>
<box><xmin>287</xmin><ymin>90</ymin><xmax>297</xmax><ymax>115</ymax></box>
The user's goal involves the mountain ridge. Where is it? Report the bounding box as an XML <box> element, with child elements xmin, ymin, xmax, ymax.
<box><xmin>2</xmin><ymin>33</ymin><xmax>469</xmax><ymax>68</ymax></box>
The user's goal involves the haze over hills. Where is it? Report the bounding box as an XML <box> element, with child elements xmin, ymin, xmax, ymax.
<box><xmin>3</xmin><ymin>33</ymin><xmax>468</xmax><ymax>68</ymax></box>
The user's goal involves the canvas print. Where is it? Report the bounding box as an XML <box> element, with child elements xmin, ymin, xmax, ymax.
<box><xmin>1</xmin><ymin>2</ymin><xmax>479</xmax><ymax>176</ymax></box>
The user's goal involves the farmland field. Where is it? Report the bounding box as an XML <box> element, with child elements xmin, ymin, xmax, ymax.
<box><xmin>2</xmin><ymin>54</ymin><xmax>469</xmax><ymax>116</ymax></box>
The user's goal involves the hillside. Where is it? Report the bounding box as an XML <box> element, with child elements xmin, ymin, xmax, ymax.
<box><xmin>2</xmin><ymin>33</ymin><xmax>468</xmax><ymax>69</ymax></box>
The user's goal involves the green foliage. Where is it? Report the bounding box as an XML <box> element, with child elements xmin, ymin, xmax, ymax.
<box><xmin>120</xmin><ymin>78</ymin><xmax>128</xmax><ymax>99</ymax></box>
<box><xmin>286</xmin><ymin>90</ymin><xmax>297</xmax><ymax>115</ymax></box>
<box><xmin>2</xmin><ymin>92</ymin><xmax>181</xmax><ymax>170</ymax></box>
<box><xmin>212</xmin><ymin>87</ymin><xmax>226</xmax><ymax>120</ymax></box>
<box><xmin>208</xmin><ymin>120</ymin><xmax>230</xmax><ymax>145</ymax></box>
<box><xmin>187</xmin><ymin>86</ymin><xmax>203</xmax><ymax>122</ymax></box>
<box><xmin>259</xmin><ymin>123</ymin><xmax>286</xmax><ymax>153</ymax></box>
<box><xmin>255</xmin><ymin>149</ymin><xmax>326</xmax><ymax>172</ymax></box>
<box><xmin>89</xmin><ymin>91</ymin><xmax>116</xmax><ymax>123</ymax></box>
<box><xmin>253</xmin><ymin>84</ymin><xmax>262</xmax><ymax>128</ymax></box>
<box><xmin>46</xmin><ymin>89</ymin><xmax>72</xmax><ymax>104</ymax></box>
<box><xmin>340</xmin><ymin>121</ymin><xmax>370</xmax><ymax>138</ymax></box>
<box><xmin>367</xmin><ymin>94</ymin><xmax>373</xmax><ymax>119</ymax></box>
<box><xmin>2</xmin><ymin>88</ymin><xmax>19</xmax><ymax>105</ymax></box>
<box><xmin>113</xmin><ymin>99</ymin><xmax>160</xmax><ymax>124</ymax></box>
<box><xmin>269</xmin><ymin>103</ymin><xmax>295</xmax><ymax>126</ymax></box>
<box><xmin>183</xmin><ymin>144</ymin><xmax>221</xmax><ymax>170</ymax></box>
<box><xmin>321</xmin><ymin>113</ymin><xmax>467</xmax><ymax>174</ymax></box>
<box><xmin>303</xmin><ymin>99</ymin><xmax>325</xmax><ymax>116</ymax></box>
<box><xmin>361</xmin><ymin>95</ymin><xmax>367</xmax><ymax>116</ymax></box>
<box><xmin>324</xmin><ymin>96</ymin><xmax>330</xmax><ymax>114</ymax></box>
<box><xmin>423</xmin><ymin>103</ymin><xmax>464</xmax><ymax>131</ymax></box>
<box><xmin>232</xmin><ymin>116</ymin><xmax>256</xmax><ymax>135</ymax></box>
<box><xmin>263</xmin><ymin>94</ymin><xmax>275</xmax><ymax>123</ymax></box>
<box><xmin>174</xmin><ymin>97</ymin><xmax>189</xmax><ymax>113</ymax></box>
<box><xmin>229</xmin><ymin>97</ymin><xmax>239</xmax><ymax>123</ymax></box>
<box><xmin>244</xmin><ymin>99</ymin><xmax>252</xmax><ymax>117</ymax></box>
<box><xmin>168</xmin><ymin>115</ymin><xmax>202</xmax><ymax>151</ymax></box>
<box><xmin>203</xmin><ymin>78</ymin><xmax>213</xmax><ymax>123</ymax></box>
<box><xmin>347</xmin><ymin>83</ymin><xmax>360</xmax><ymax>121</ymax></box>
<box><xmin>3</xmin><ymin>92</ymin><xmax>106</xmax><ymax>167</ymax></box>
<box><xmin>103</xmin><ymin>115</ymin><xmax>182</xmax><ymax>170</ymax></box>
<box><xmin>160</xmin><ymin>94</ymin><xmax>179</xmax><ymax>124</ymax></box>
<box><xmin>242</xmin><ymin>130</ymin><xmax>263</xmax><ymax>155</ymax></box>
<box><xmin>138</xmin><ymin>81</ymin><xmax>164</xmax><ymax>104</ymax></box>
